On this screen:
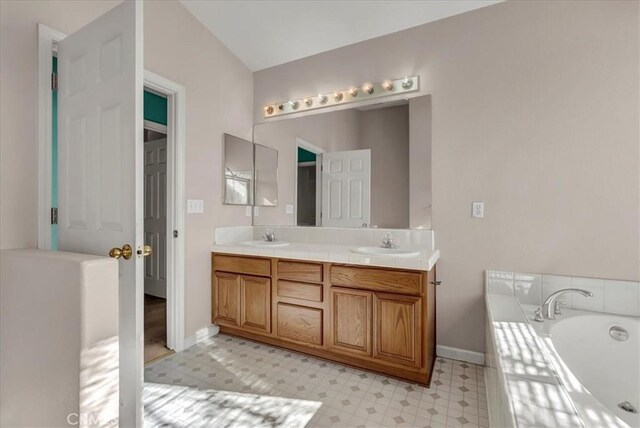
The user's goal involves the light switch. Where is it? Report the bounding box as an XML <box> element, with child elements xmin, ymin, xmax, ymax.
<box><xmin>286</xmin><ymin>204</ymin><xmax>294</xmax><ymax>215</ymax></box>
<box><xmin>187</xmin><ymin>199</ymin><xmax>204</xmax><ymax>214</ymax></box>
<box><xmin>472</xmin><ymin>201</ymin><xmax>484</xmax><ymax>218</ymax></box>
<box><xmin>253</xmin><ymin>206</ymin><xmax>260</xmax><ymax>217</ymax></box>
<box><xmin>246</xmin><ymin>206</ymin><xmax>252</xmax><ymax>217</ymax></box>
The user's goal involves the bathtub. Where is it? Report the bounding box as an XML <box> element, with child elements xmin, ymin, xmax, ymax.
<box><xmin>527</xmin><ymin>306</ymin><xmax>640</xmax><ymax>428</ymax></box>
<box><xmin>485</xmin><ymin>292</ymin><xmax>640</xmax><ymax>428</ymax></box>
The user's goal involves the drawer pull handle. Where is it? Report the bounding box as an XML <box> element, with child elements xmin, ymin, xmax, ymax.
<box><xmin>431</xmin><ymin>281</ymin><xmax>442</xmax><ymax>286</ymax></box>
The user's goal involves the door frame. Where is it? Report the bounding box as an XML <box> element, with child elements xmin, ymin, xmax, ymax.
<box><xmin>143</xmin><ymin>71</ymin><xmax>186</xmax><ymax>352</ymax></box>
<box><xmin>294</xmin><ymin>137</ymin><xmax>324</xmax><ymax>226</ymax></box>
<box><xmin>36</xmin><ymin>24</ymin><xmax>187</xmax><ymax>351</ymax></box>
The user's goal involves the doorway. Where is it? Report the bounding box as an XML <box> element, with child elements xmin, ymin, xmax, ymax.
<box><xmin>143</xmin><ymin>90</ymin><xmax>171</xmax><ymax>363</ymax></box>
<box><xmin>295</xmin><ymin>138</ymin><xmax>323</xmax><ymax>226</ymax></box>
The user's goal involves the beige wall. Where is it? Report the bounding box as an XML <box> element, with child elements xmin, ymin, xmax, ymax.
<box><xmin>254</xmin><ymin>1</ymin><xmax>640</xmax><ymax>353</ymax></box>
<box><xmin>1</xmin><ymin>250</ymin><xmax>118</xmax><ymax>427</ymax></box>
<box><xmin>359</xmin><ymin>105</ymin><xmax>409</xmax><ymax>228</ymax></box>
<box><xmin>0</xmin><ymin>0</ymin><xmax>254</xmax><ymax>338</ymax></box>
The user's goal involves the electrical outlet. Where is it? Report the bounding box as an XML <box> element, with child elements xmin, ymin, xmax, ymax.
<box><xmin>286</xmin><ymin>204</ymin><xmax>294</xmax><ymax>214</ymax></box>
<box><xmin>187</xmin><ymin>199</ymin><xmax>204</xmax><ymax>213</ymax></box>
<box><xmin>246</xmin><ymin>206</ymin><xmax>252</xmax><ymax>217</ymax></box>
<box><xmin>253</xmin><ymin>206</ymin><xmax>260</xmax><ymax>217</ymax></box>
<box><xmin>472</xmin><ymin>201</ymin><xmax>484</xmax><ymax>218</ymax></box>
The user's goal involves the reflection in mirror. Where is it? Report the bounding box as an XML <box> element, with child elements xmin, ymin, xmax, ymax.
<box><xmin>254</xmin><ymin>144</ymin><xmax>278</xmax><ymax>206</ymax></box>
<box><xmin>253</xmin><ymin>96</ymin><xmax>431</xmax><ymax>228</ymax></box>
<box><xmin>223</xmin><ymin>133</ymin><xmax>254</xmax><ymax>205</ymax></box>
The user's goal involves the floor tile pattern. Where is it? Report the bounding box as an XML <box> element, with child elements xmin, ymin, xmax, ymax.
<box><xmin>144</xmin><ymin>334</ymin><xmax>488</xmax><ymax>427</ymax></box>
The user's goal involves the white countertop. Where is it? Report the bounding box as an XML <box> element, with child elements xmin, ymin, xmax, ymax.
<box><xmin>211</xmin><ymin>242</ymin><xmax>439</xmax><ymax>271</ymax></box>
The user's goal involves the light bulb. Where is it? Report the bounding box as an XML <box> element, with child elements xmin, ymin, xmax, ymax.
<box><xmin>349</xmin><ymin>88</ymin><xmax>358</xmax><ymax>97</ymax></box>
<box><xmin>304</xmin><ymin>98</ymin><xmax>313</xmax><ymax>107</ymax></box>
<box><xmin>318</xmin><ymin>94</ymin><xmax>328</xmax><ymax>104</ymax></box>
<box><xmin>382</xmin><ymin>80</ymin><xmax>394</xmax><ymax>91</ymax></box>
<box><xmin>401</xmin><ymin>77</ymin><xmax>413</xmax><ymax>89</ymax></box>
<box><xmin>363</xmin><ymin>84</ymin><xmax>374</xmax><ymax>95</ymax></box>
<box><xmin>333</xmin><ymin>92</ymin><xmax>344</xmax><ymax>102</ymax></box>
<box><xmin>265</xmin><ymin>105</ymin><xmax>274</xmax><ymax>115</ymax></box>
<box><xmin>289</xmin><ymin>100</ymin><xmax>299</xmax><ymax>110</ymax></box>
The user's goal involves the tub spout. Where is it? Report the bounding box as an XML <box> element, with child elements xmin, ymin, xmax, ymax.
<box><xmin>540</xmin><ymin>288</ymin><xmax>593</xmax><ymax>320</ymax></box>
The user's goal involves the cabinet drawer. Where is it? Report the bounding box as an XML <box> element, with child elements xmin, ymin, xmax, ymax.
<box><xmin>213</xmin><ymin>254</ymin><xmax>271</xmax><ymax>277</ymax></box>
<box><xmin>276</xmin><ymin>303</ymin><xmax>323</xmax><ymax>346</ymax></box>
<box><xmin>277</xmin><ymin>261</ymin><xmax>323</xmax><ymax>283</ymax></box>
<box><xmin>330</xmin><ymin>265</ymin><xmax>421</xmax><ymax>295</ymax></box>
<box><xmin>277</xmin><ymin>280</ymin><xmax>323</xmax><ymax>303</ymax></box>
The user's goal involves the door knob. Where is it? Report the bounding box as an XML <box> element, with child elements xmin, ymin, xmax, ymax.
<box><xmin>431</xmin><ymin>281</ymin><xmax>442</xmax><ymax>286</ymax></box>
<box><xmin>137</xmin><ymin>245</ymin><xmax>152</xmax><ymax>257</ymax></box>
<box><xmin>109</xmin><ymin>244</ymin><xmax>133</xmax><ymax>260</ymax></box>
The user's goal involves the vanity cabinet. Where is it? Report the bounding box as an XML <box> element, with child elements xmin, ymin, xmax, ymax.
<box><xmin>212</xmin><ymin>255</ymin><xmax>271</xmax><ymax>334</ymax></box>
<box><xmin>212</xmin><ymin>253</ymin><xmax>437</xmax><ymax>386</ymax></box>
<box><xmin>329</xmin><ymin>287</ymin><xmax>372</xmax><ymax>357</ymax></box>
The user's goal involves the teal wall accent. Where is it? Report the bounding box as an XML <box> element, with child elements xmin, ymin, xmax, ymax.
<box><xmin>298</xmin><ymin>147</ymin><xmax>316</xmax><ymax>163</ymax></box>
<box><xmin>144</xmin><ymin>91</ymin><xmax>168</xmax><ymax>125</ymax></box>
<box><xmin>52</xmin><ymin>56</ymin><xmax>58</xmax><ymax>250</ymax></box>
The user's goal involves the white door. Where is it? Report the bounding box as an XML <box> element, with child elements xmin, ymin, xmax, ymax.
<box><xmin>57</xmin><ymin>1</ymin><xmax>144</xmax><ymax>426</ymax></box>
<box><xmin>321</xmin><ymin>149</ymin><xmax>371</xmax><ymax>227</ymax></box>
<box><xmin>144</xmin><ymin>138</ymin><xmax>167</xmax><ymax>298</ymax></box>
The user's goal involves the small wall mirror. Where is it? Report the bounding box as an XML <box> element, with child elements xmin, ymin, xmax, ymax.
<box><xmin>254</xmin><ymin>143</ymin><xmax>278</xmax><ymax>206</ymax></box>
<box><xmin>223</xmin><ymin>133</ymin><xmax>254</xmax><ymax>205</ymax></box>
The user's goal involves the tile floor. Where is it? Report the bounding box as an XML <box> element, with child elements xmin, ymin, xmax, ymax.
<box><xmin>144</xmin><ymin>334</ymin><xmax>488</xmax><ymax>428</ymax></box>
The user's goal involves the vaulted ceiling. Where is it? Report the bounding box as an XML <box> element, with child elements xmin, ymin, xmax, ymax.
<box><xmin>179</xmin><ymin>1</ymin><xmax>503</xmax><ymax>71</ymax></box>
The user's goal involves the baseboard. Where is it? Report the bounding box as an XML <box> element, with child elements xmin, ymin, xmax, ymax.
<box><xmin>437</xmin><ymin>345</ymin><xmax>485</xmax><ymax>365</ymax></box>
<box><xmin>183</xmin><ymin>324</ymin><xmax>220</xmax><ymax>349</ymax></box>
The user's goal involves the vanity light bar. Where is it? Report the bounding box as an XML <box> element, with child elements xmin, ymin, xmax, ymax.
<box><xmin>264</xmin><ymin>76</ymin><xmax>420</xmax><ymax>118</ymax></box>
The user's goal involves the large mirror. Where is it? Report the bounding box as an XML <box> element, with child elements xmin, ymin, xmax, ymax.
<box><xmin>223</xmin><ymin>133</ymin><xmax>254</xmax><ymax>205</ymax></box>
<box><xmin>253</xmin><ymin>96</ymin><xmax>431</xmax><ymax>228</ymax></box>
<box><xmin>254</xmin><ymin>144</ymin><xmax>278</xmax><ymax>206</ymax></box>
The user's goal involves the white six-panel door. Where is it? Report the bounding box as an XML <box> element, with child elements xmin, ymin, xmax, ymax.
<box><xmin>144</xmin><ymin>138</ymin><xmax>167</xmax><ymax>298</ymax></box>
<box><xmin>321</xmin><ymin>149</ymin><xmax>371</xmax><ymax>227</ymax></box>
<box><xmin>57</xmin><ymin>1</ymin><xmax>144</xmax><ymax>426</ymax></box>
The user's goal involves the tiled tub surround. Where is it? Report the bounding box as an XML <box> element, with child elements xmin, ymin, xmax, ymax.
<box><xmin>212</xmin><ymin>226</ymin><xmax>439</xmax><ymax>271</ymax></box>
<box><xmin>485</xmin><ymin>271</ymin><xmax>640</xmax><ymax>428</ymax></box>
<box><xmin>486</xmin><ymin>271</ymin><xmax>640</xmax><ymax>317</ymax></box>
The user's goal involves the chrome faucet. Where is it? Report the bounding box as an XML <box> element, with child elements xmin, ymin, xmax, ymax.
<box><xmin>538</xmin><ymin>288</ymin><xmax>593</xmax><ymax>320</ymax></box>
<box><xmin>381</xmin><ymin>232</ymin><xmax>395</xmax><ymax>249</ymax></box>
<box><xmin>262</xmin><ymin>228</ymin><xmax>276</xmax><ymax>242</ymax></box>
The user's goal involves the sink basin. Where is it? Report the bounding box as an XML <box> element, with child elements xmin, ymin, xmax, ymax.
<box><xmin>350</xmin><ymin>247</ymin><xmax>420</xmax><ymax>258</ymax></box>
<box><xmin>241</xmin><ymin>240</ymin><xmax>290</xmax><ymax>248</ymax></box>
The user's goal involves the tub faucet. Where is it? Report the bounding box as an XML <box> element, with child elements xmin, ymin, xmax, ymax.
<box><xmin>381</xmin><ymin>232</ymin><xmax>395</xmax><ymax>249</ymax></box>
<box><xmin>540</xmin><ymin>288</ymin><xmax>593</xmax><ymax>320</ymax></box>
<box><xmin>262</xmin><ymin>228</ymin><xmax>276</xmax><ymax>242</ymax></box>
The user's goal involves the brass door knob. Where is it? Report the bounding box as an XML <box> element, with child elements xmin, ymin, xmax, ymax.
<box><xmin>137</xmin><ymin>245</ymin><xmax>152</xmax><ymax>257</ymax></box>
<box><xmin>109</xmin><ymin>244</ymin><xmax>133</xmax><ymax>260</ymax></box>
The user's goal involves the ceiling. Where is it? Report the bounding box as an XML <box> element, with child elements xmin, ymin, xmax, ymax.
<box><xmin>179</xmin><ymin>1</ymin><xmax>502</xmax><ymax>71</ymax></box>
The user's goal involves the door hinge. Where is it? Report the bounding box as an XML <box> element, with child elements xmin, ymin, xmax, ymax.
<box><xmin>51</xmin><ymin>73</ymin><xmax>58</xmax><ymax>91</ymax></box>
<box><xmin>173</xmin><ymin>230</ymin><xmax>178</xmax><ymax>238</ymax></box>
<box><xmin>51</xmin><ymin>207</ymin><xmax>58</xmax><ymax>225</ymax></box>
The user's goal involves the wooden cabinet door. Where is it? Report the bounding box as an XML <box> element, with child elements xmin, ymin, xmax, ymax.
<box><xmin>374</xmin><ymin>293</ymin><xmax>421</xmax><ymax>367</ymax></box>
<box><xmin>213</xmin><ymin>272</ymin><xmax>241</xmax><ymax>326</ymax></box>
<box><xmin>240</xmin><ymin>275</ymin><xmax>271</xmax><ymax>334</ymax></box>
<box><xmin>329</xmin><ymin>287</ymin><xmax>372</xmax><ymax>356</ymax></box>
